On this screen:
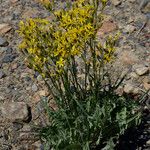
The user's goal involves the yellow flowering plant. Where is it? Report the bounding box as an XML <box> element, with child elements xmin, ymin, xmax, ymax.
<box><xmin>18</xmin><ymin>0</ymin><xmax>141</xmax><ymax>149</ymax></box>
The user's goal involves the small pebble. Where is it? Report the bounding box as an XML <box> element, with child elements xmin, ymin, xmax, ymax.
<box><xmin>0</xmin><ymin>37</ymin><xmax>9</xmax><ymax>47</ymax></box>
<box><xmin>32</xmin><ymin>84</ymin><xmax>38</xmax><ymax>92</ymax></box>
<box><xmin>37</xmin><ymin>74</ymin><xmax>43</xmax><ymax>81</ymax></box>
<box><xmin>146</xmin><ymin>140</ymin><xmax>150</xmax><ymax>145</ymax></box>
<box><xmin>111</xmin><ymin>0</ymin><xmax>122</xmax><ymax>6</ymax></box>
<box><xmin>0</xmin><ymin>71</ymin><xmax>5</xmax><ymax>79</ymax></box>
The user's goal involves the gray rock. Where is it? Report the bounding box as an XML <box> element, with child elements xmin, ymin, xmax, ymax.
<box><xmin>0</xmin><ymin>47</ymin><xmax>7</xmax><ymax>52</ymax></box>
<box><xmin>37</xmin><ymin>75</ymin><xmax>43</xmax><ymax>81</ymax></box>
<box><xmin>111</xmin><ymin>0</ymin><xmax>122</xmax><ymax>6</ymax></box>
<box><xmin>12</xmin><ymin>10</ymin><xmax>21</xmax><ymax>20</ymax></box>
<box><xmin>0</xmin><ymin>47</ymin><xmax>12</xmax><ymax>53</ymax></box>
<box><xmin>124</xmin><ymin>24</ymin><xmax>136</xmax><ymax>33</ymax></box>
<box><xmin>0</xmin><ymin>37</ymin><xmax>8</xmax><ymax>47</ymax></box>
<box><xmin>0</xmin><ymin>71</ymin><xmax>5</xmax><ymax>79</ymax></box>
<box><xmin>32</xmin><ymin>84</ymin><xmax>38</xmax><ymax>92</ymax></box>
<box><xmin>146</xmin><ymin>140</ymin><xmax>150</xmax><ymax>145</ymax></box>
<box><xmin>2</xmin><ymin>54</ymin><xmax>16</xmax><ymax>63</ymax></box>
<box><xmin>0</xmin><ymin>102</ymin><xmax>30</xmax><ymax>122</ymax></box>
<box><xmin>135</xmin><ymin>65</ymin><xmax>149</xmax><ymax>76</ymax></box>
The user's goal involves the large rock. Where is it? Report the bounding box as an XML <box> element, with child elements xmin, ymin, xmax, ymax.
<box><xmin>0</xmin><ymin>102</ymin><xmax>30</xmax><ymax>122</ymax></box>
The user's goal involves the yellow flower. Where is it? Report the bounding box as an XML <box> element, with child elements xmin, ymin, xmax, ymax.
<box><xmin>56</xmin><ymin>57</ymin><xmax>65</xmax><ymax>67</ymax></box>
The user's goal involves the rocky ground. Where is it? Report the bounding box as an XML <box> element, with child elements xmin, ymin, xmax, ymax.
<box><xmin>0</xmin><ymin>0</ymin><xmax>150</xmax><ymax>149</ymax></box>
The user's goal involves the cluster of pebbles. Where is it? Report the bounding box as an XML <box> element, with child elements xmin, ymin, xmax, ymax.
<box><xmin>0</xmin><ymin>0</ymin><xmax>150</xmax><ymax>149</ymax></box>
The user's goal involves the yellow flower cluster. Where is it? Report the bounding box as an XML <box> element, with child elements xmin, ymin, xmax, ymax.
<box><xmin>18</xmin><ymin>0</ymin><xmax>117</xmax><ymax>77</ymax></box>
<box><xmin>53</xmin><ymin>0</ymin><xmax>94</xmax><ymax>67</ymax></box>
<box><xmin>103</xmin><ymin>33</ymin><xmax>119</xmax><ymax>63</ymax></box>
<box><xmin>18</xmin><ymin>0</ymin><xmax>95</xmax><ymax>74</ymax></box>
<box><xmin>18</xmin><ymin>18</ymin><xmax>52</xmax><ymax>70</ymax></box>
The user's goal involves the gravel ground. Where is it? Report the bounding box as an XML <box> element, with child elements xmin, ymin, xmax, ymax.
<box><xmin>0</xmin><ymin>0</ymin><xmax>150</xmax><ymax>149</ymax></box>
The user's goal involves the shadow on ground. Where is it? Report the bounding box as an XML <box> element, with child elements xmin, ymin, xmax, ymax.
<box><xmin>116</xmin><ymin>110</ymin><xmax>150</xmax><ymax>150</ymax></box>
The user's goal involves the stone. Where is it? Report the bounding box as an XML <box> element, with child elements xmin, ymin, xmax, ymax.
<box><xmin>2</xmin><ymin>54</ymin><xmax>16</xmax><ymax>63</ymax></box>
<box><xmin>0</xmin><ymin>47</ymin><xmax>13</xmax><ymax>52</ymax></box>
<box><xmin>0</xmin><ymin>37</ymin><xmax>8</xmax><ymax>47</ymax></box>
<box><xmin>0</xmin><ymin>102</ymin><xmax>30</xmax><ymax>122</ymax></box>
<box><xmin>32</xmin><ymin>92</ymin><xmax>41</xmax><ymax>104</ymax></box>
<box><xmin>39</xmin><ymin>90</ymin><xmax>49</xmax><ymax>97</ymax></box>
<box><xmin>128</xmin><ymin>72</ymin><xmax>139</xmax><ymax>79</ymax></box>
<box><xmin>32</xmin><ymin>84</ymin><xmax>38</xmax><ymax>92</ymax></box>
<box><xmin>0</xmin><ymin>24</ymin><xmax>12</xmax><ymax>35</ymax></box>
<box><xmin>37</xmin><ymin>74</ymin><xmax>43</xmax><ymax>81</ymax></box>
<box><xmin>2</xmin><ymin>47</ymin><xmax>13</xmax><ymax>53</ymax></box>
<box><xmin>111</xmin><ymin>0</ymin><xmax>122</xmax><ymax>6</ymax></box>
<box><xmin>142</xmin><ymin>76</ymin><xmax>150</xmax><ymax>83</ymax></box>
<box><xmin>0</xmin><ymin>71</ymin><xmax>6</xmax><ymax>79</ymax></box>
<box><xmin>11</xmin><ymin>63</ymin><xmax>18</xmax><ymax>70</ymax></box>
<box><xmin>124</xmin><ymin>83</ymin><xmax>139</xmax><ymax>94</ymax></box>
<box><xmin>118</xmin><ymin>50</ymin><xmax>138</xmax><ymax>66</ymax></box>
<box><xmin>146</xmin><ymin>140</ymin><xmax>150</xmax><ymax>145</ymax></box>
<box><xmin>115</xmin><ymin>86</ymin><xmax>124</xmax><ymax>96</ymax></box>
<box><xmin>135</xmin><ymin>65</ymin><xmax>149</xmax><ymax>76</ymax></box>
<box><xmin>97</xmin><ymin>20</ymin><xmax>117</xmax><ymax>38</ymax></box>
<box><xmin>12</xmin><ymin>10</ymin><xmax>21</xmax><ymax>20</ymax></box>
<box><xmin>11</xmin><ymin>0</ymin><xmax>19</xmax><ymax>4</ymax></box>
<box><xmin>143</xmin><ymin>77</ymin><xmax>150</xmax><ymax>90</ymax></box>
<box><xmin>124</xmin><ymin>24</ymin><xmax>136</xmax><ymax>33</ymax></box>
<box><xmin>143</xmin><ymin>82</ymin><xmax>150</xmax><ymax>90</ymax></box>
